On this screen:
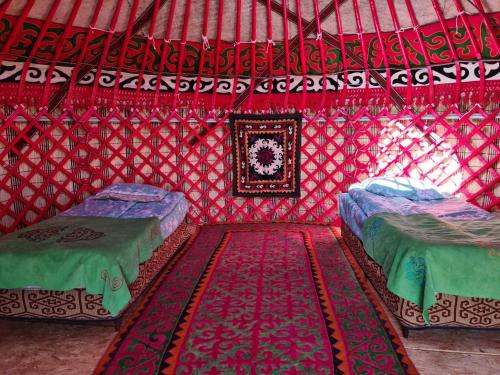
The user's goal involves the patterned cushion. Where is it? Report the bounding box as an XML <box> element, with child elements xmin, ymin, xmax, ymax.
<box><xmin>350</xmin><ymin>177</ymin><xmax>445</xmax><ymax>201</ymax></box>
<box><xmin>61</xmin><ymin>198</ymin><xmax>135</xmax><ymax>217</ymax></box>
<box><xmin>119</xmin><ymin>192</ymin><xmax>184</xmax><ymax>220</ymax></box>
<box><xmin>94</xmin><ymin>183</ymin><xmax>168</xmax><ymax>202</ymax></box>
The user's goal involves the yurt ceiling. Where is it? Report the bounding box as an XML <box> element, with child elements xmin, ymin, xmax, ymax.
<box><xmin>0</xmin><ymin>0</ymin><xmax>498</xmax><ymax>113</ymax></box>
<box><xmin>0</xmin><ymin>0</ymin><xmax>497</xmax><ymax>112</ymax></box>
<box><xmin>5</xmin><ymin>0</ymin><xmax>500</xmax><ymax>40</ymax></box>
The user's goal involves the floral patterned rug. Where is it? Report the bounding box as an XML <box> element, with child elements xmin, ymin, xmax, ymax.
<box><xmin>95</xmin><ymin>224</ymin><xmax>417</xmax><ymax>374</ymax></box>
<box><xmin>230</xmin><ymin>114</ymin><xmax>301</xmax><ymax>197</ymax></box>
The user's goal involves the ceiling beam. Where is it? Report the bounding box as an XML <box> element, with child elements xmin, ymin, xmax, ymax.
<box><xmin>232</xmin><ymin>0</ymin><xmax>340</xmax><ymax>110</ymax></box>
<box><xmin>255</xmin><ymin>0</ymin><xmax>405</xmax><ymax>110</ymax></box>
<box><xmin>12</xmin><ymin>0</ymin><xmax>169</xmax><ymax>156</ymax></box>
<box><xmin>189</xmin><ymin>0</ymin><xmax>404</xmax><ymax>146</ymax></box>
<box><xmin>186</xmin><ymin>1</ymin><xmax>340</xmax><ymax>146</ymax></box>
<box><xmin>47</xmin><ymin>0</ymin><xmax>169</xmax><ymax>113</ymax></box>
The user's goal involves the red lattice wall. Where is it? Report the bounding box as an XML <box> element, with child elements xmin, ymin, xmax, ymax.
<box><xmin>1</xmin><ymin>105</ymin><xmax>498</xmax><ymax>234</ymax></box>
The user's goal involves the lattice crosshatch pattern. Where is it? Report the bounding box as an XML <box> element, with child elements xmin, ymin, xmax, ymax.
<box><xmin>0</xmin><ymin>105</ymin><xmax>498</xmax><ymax>234</ymax></box>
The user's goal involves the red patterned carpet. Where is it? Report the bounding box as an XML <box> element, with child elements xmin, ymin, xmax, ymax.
<box><xmin>95</xmin><ymin>224</ymin><xmax>417</xmax><ymax>374</ymax></box>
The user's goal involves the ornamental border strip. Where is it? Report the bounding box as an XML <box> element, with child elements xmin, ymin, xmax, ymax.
<box><xmin>0</xmin><ymin>61</ymin><xmax>498</xmax><ymax>94</ymax></box>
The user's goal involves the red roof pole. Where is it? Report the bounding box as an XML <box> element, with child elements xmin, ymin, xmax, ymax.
<box><xmin>90</xmin><ymin>0</ymin><xmax>124</xmax><ymax>107</ymax></box>
<box><xmin>265</xmin><ymin>0</ymin><xmax>275</xmax><ymax>110</ymax></box>
<box><xmin>171</xmin><ymin>0</ymin><xmax>193</xmax><ymax>110</ymax></box>
<box><xmin>209</xmin><ymin>0</ymin><xmax>224</xmax><ymax>111</ymax></box>
<box><xmin>0</xmin><ymin>0</ymin><xmax>35</xmax><ymax>68</ymax></box>
<box><xmin>472</xmin><ymin>0</ymin><xmax>500</xmax><ymax>55</ymax></box>
<box><xmin>386</xmin><ymin>0</ymin><xmax>413</xmax><ymax>107</ymax></box>
<box><xmin>111</xmin><ymin>0</ymin><xmax>140</xmax><ymax>109</ymax></box>
<box><xmin>42</xmin><ymin>0</ymin><xmax>83</xmax><ymax>108</ymax></box>
<box><xmin>17</xmin><ymin>0</ymin><xmax>62</xmax><ymax>105</ymax></box>
<box><xmin>431</xmin><ymin>0</ymin><xmax>462</xmax><ymax>107</ymax></box>
<box><xmin>369</xmin><ymin>0</ymin><xmax>392</xmax><ymax>108</ymax></box>
<box><xmin>403</xmin><ymin>0</ymin><xmax>436</xmax><ymax>107</ymax></box>
<box><xmin>351</xmin><ymin>0</ymin><xmax>370</xmax><ymax>107</ymax></box>
<box><xmin>65</xmin><ymin>0</ymin><xmax>104</xmax><ymax>109</ymax></box>
<box><xmin>192</xmin><ymin>0</ymin><xmax>211</xmax><ymax>111</ymax></box>
<box><xmin>229</xmin><ymin>0</ymin><xmax>242</xmax><ymax>111</ymax></box>
<box><xmin>153</xmin><ymin>0</ymin><xmax>177</xmax><ymax>110</ymax></box>
<box><xmin>133</xmin><ymin>0</ymin><xmax>162</xmax><ymax>108</ymax></box>
<box><xmin>282</xmin><ymin>0</ymin><xmax>291</xmax><ymax>110</ymax></box>
<box><xmin>295</xmin><ymin>0</ymin><xmax>308</xmax><ymax>111</ymax></box>
<box><xmin>453</xmin><ymin>0</ymin><xmax>486</xmax><ymax>105</ymax></box>
<box><xmin>333</xmin><ymin>0</ymin><xmax>348</xmax><ymax>108</ymax></box>
<box><xmin>0</xmin><ymin>0</ymin><xmax>13</xmax><ymax>21</ymax></box>
<box><xmin>247</xmin><ymin>0</ymin><xmax>258</xmax><ymax>111</ymax></box>
<box><xmin>312</xmin><ymin>0</ymin><xmax>328</xmax><ymax>111</ymax></box>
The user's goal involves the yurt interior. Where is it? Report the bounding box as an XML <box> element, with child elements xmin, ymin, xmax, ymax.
<box><xmin>0</xmin><ymin>0</ymin><xmax>499</xmax><ymax>373</ymax></box>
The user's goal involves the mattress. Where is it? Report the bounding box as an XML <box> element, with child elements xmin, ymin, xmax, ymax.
<box><xmin>0</xmin><ymin>185</ymin><xmax>193</xmax><ymax>321</ymax></box>
<box><xmin>363</xmin><ymin>212</ymin><xmax>500</xmax><ymax>321</ymax></box>
<box><xmin>61</xmin><ymin>192</ymin><xmax>188</xmax><ymax>239</ymax></box>
<box><xmin>0</xmin><ymin>222</ymin><xmax>197</xmax><ymax>321</ymax></box>
<box><xmin>0</xmin><ymin>216</ymin><xmax>164</xmax><ymax>316</ymax></box>
<box><xmin>338</xmin><ymin>193</ymin><xmax>366</xmax><ymax>240</ymax></box>
<box><xmin>156</xmin><ymin>198</ymin><xmax>189</xmax><ymax>239</ymax></box>
<box><xmin>340</xmin><ymin>221</ymin><xmax>500</xmax><ymax>330</ymax></box>
<box><xmin>339</xmin><ymin>189</ymin><xmax>495</xmax><ymax>240</ymax></box>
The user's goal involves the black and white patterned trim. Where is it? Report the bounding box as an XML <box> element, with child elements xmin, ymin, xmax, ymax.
<box><xmin>0</xmin><ymin>61</ymin><xmax>497</xmax><ymax>94</ymax></box>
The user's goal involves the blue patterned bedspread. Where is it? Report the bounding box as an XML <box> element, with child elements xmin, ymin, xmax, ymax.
<box><xmin>339</xmin><ymin>193</ymin><xmax>367</xmax><ymax>240</ymax></box>
<box><xmin>61</xmin><ymin>192</ymin><xmax>188</xmax><ymax>239</ymax></box>
<box><xmin>60</xmin><ymin>199</ymin><xmax>135</xmax><ymax>218</ymax></box>
<box><xmin>340</xmin><ymin>189</ymin><xmax>495</xmax><ymax>240</ymax></box>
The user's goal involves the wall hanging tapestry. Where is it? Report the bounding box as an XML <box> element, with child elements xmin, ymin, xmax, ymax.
<box><xmin>95</xmin><ymin>224</ymin><xmax>417</xmax><ymax>374</ymax></box>
<box><xmin>231</xmin><ymin>114</ymin><xmax>302</xmax><ymax>197</ymax></box>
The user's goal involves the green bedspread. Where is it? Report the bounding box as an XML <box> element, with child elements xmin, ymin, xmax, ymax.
<box><xmin>363</xmin><ymin>213</ymin><xmax>500</xmax><ymax>323</ymax></box>
<box><xmin>0</xmin><ymin>216</ymin><xmax>163</xmax><ymax>316</ymax></box>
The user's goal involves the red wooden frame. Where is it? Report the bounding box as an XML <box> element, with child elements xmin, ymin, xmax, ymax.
<box><xmin>0</xmin><ymin>105</ymin><xmax>497</xmax><ymax>234</ymax></box>
<box><xmin>0</xmin><ymin>1</ymin><xmax>498</xmax><ymax>233</ymax></box>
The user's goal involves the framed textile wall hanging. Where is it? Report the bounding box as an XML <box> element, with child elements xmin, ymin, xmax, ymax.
<box><xmin>230</xmin><ymin>114</ymin><xmax>302</xmax><ymax>197</ymax></box>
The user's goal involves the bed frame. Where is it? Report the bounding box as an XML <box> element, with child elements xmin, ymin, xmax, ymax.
<box><xmin>340</xmin><ymin>221</ymin><xmax>500</xmax><ymax>337</ymax></box>
<box><xmin>0</xmin><ymin>222</ymin><xmax>197</xmax><ymax>326</ymax></box>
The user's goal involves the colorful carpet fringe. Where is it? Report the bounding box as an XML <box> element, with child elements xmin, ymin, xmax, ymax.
<box><xmin>95</xmin><ymin>224</ymin><xmax>417</xmax><ymax>374</ymax></box>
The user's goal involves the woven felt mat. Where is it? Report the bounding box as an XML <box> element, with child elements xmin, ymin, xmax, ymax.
<box><xmin>95</xmin><ymin>224</ymin><xmax>417</xmax><ymax>374</ymax></box>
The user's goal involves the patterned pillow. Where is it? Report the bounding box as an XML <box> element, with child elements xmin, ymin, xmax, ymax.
<box><xmin>350</xmin><ymin>177</ymin><xmax>445</xmax><ymax>201</ymax></box>
<box><xmin>94</xmin><ymin>183</ymin><xmax>168</xmax><ymax>202</ymax></box>
<box><xmin>119</xmin><ymin>193</ymin><xmax>184</xmax><ymax>219</ymax></box>
<box><xmin>61</xmin><ymin>198</ymin><xmax>135</xmax><ymax>217</ymax></box>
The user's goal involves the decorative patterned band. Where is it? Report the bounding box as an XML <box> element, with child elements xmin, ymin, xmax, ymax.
<box><xmin>0</xmin><ymin>61</ymin><xmax>498</xmax><ymax>95</ymax></box>
<box><xmin>1</xmin><ymin>13</ymin><xmax>498</xmax><ymax>76</ymax></box>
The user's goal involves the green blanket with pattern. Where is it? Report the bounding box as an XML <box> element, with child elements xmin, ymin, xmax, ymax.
<box><xmin>363</xmin><ymin>213</ymin><xmax>500</xmax><ymax>323</ymax></box>
<box><xmin>0</xmin><ymin>216</ymin><xmax>163</xmax><ymax>316</ymax></box>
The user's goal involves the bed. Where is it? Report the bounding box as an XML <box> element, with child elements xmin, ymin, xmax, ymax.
<box><xmin>339</xmin><ymin>177</ymin><xmax>500</xmax><ymax>334</ymax></box>
<box><xmin>0</xmin><ymin>183</ymin><xmax>195</xmax><ymax>323</ymax></box>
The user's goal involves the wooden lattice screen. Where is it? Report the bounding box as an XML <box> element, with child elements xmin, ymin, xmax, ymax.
<box><xmin>1</xmin><ymin>105</ymin><xmax>498</xmax><ymax>234</ymax></box>
<box><xmin>0</xmin><ymin>2</ymin><xmax>498</xmax><ymax>233</ymax></box>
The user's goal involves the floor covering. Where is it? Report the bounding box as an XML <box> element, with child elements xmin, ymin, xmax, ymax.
<box><xmin>0</xmin><ymin>225</ymin><xmax>499</xmax><ymax>374</ymax></box>
<box><xmin>95</xmin><ymin>224</ymin><xmax>415</xmax><ymax>374</ymax></box>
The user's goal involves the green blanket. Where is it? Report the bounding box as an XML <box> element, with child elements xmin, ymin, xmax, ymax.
<box><xmin>363</xmin><ymin>213</ymin><xmax>500</xmax><ymax>323</ymax></box>
<box><xmin>0</xmin><ymin>216</ymin><xmax>163</xmax><ymax>316</ymax></box>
